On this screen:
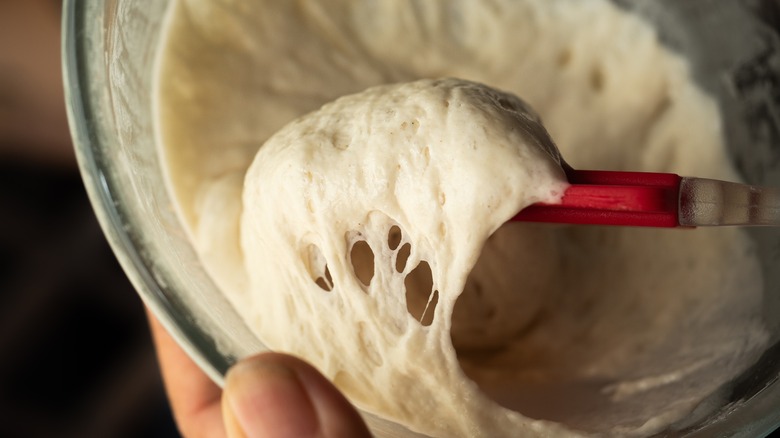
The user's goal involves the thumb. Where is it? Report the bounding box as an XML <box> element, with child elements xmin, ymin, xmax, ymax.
<box><xmin>222</xmin><ymin>352</ymin><xmax>372</xmax><ymax>438</ymax></box>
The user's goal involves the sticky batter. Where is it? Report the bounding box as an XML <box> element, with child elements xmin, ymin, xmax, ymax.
<box><xmin>153</xmin><ymin>1</ymin><xmax>768</xmax><ymax>436</ymax></box>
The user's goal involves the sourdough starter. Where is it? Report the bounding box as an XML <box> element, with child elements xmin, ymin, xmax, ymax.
<box><xmin>153</xmin><ymin>1</ymin><xmax>769</xmax><ymax>436</ymax></box>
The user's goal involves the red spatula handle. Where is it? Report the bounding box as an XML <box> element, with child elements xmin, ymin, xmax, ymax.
<box><xmin>513</xmin><ymin>170</ymin><xmax>682</xmax><ymax>227</ymax></box>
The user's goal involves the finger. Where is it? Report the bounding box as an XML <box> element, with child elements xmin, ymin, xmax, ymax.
<box><xmin>222</xmin><ymin>353</ymin><xmax>372</xmax><ymax>438</ymax></box>
<box><xmin>147</xmin><ymin>310</ymin><xmax>226</xmax><ymax>438</ymax></box>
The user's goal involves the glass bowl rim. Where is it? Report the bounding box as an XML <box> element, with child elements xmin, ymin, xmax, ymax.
<box><xmin>61</xmin><ymin>0</ymin><xmax>231</xmax><ymax>386</ymax></box>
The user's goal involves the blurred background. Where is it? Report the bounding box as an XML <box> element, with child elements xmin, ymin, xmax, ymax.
<box><xmin>0</xmin><ymin>1</ymin><xmax>178</xmax><ymax>437</ymax></box>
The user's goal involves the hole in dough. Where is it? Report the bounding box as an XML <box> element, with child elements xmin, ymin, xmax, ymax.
<box><xmin>388</xmin><ymin>225</ymin><xmax>402</xmax><ymax>250</ymax></box>
<box><xmin>306</xmin><ymin>244</ymin><xmax>333</xmax><ymax>291</ymax></box>
<box><xmin>396</xmin><ymin>243</ymin><xmax>412</xmax><ymax>273</ymax></box>
<box><xmin>404</xmin><ymin>261</ymin><xmax>437</xmax><ymax>326</ymax></box>
<box><xmin>315</xmin><ymin>264</ymin><xmax>333</xmax><ymax>292</ymax></box>
<box><xmin>350</xmin><ymin>240</ymin><xmax>375</xmax><ymax>287</ymax></box>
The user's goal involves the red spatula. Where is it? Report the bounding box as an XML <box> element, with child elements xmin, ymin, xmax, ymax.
<box><xmin>512</xmin><ymin>168</ymin><xmax>780</xmax><ymax>227</ymax></box>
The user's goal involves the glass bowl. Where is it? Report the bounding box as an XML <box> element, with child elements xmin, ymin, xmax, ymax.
<box><xmin>62</xmin><ymin>0</ymin><xmax>780</xmax><ymax>436</ymax></box>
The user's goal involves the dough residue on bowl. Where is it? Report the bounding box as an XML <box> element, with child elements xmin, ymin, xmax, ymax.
<box><xmin>153</xmin><ymin>0</ymin><xmax>769</xmax><ymax>436</ymax></box>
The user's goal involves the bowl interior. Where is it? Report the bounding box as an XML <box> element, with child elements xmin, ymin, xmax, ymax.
<box><xmin>63</xmin><ymin>0</ymin><xmax>780</xmax><ymax>436</ymax></box>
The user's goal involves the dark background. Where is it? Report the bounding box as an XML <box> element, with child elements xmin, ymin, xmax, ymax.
<box><xmin>0</xmin><ymin>163</ymin><xmax>179</xmax><ymax>438</ymax></box>
<box><xmin>1</xmin><ymin>1</ymin><xmax>178</xmax><ymax>437</ymax></box>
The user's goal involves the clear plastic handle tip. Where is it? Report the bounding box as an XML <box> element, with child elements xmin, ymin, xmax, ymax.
<box><xmin>679</xmin><ymin>177</ymin><xmax>780</xmax><ymax>226</ymax></box>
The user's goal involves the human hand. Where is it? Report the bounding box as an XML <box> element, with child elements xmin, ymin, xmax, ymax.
<box><xmin>147</xmin><ymin>312</ymin><xmax>372</xmax><ymax>438</ymax></box>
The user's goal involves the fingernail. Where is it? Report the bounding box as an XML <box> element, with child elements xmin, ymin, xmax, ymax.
<box><xmin>224</xmin><ymin>357</ymin><xmax>319</xmax><ymax>438</ymax></box>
